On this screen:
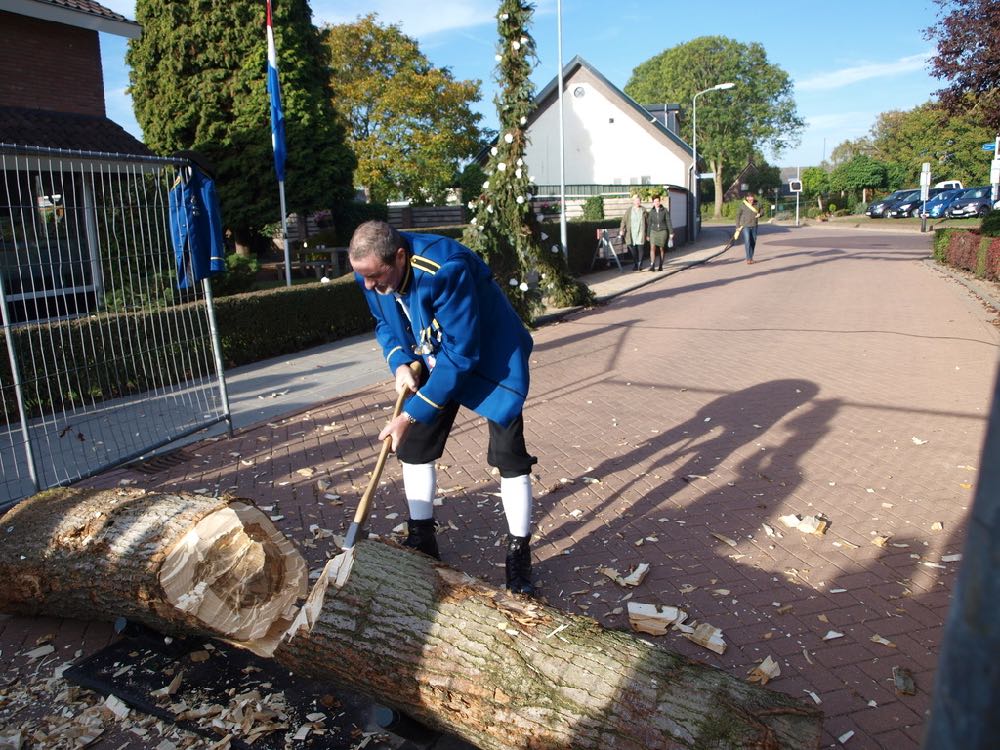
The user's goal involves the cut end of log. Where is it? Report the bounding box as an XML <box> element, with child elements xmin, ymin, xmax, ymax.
<box><xmin>159</xmin><ymin>501</ymin><xmax>307</xmax><ymax>645</ymax></box>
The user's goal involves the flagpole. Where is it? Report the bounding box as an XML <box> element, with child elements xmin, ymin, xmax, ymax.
<box><xmin>278</xmin><ymin>180</ymin><xmax>291</xmax><ymax>286</ymax></box>
<box><xmin>266</xmin><ymin>0</ymin><xmax>290</xmax><ymax>286</ymax></box>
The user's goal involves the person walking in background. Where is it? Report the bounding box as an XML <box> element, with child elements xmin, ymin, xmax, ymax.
<box><xmin>619</xmin><ymin>194</ymin><xmax>649</xmax><ymax>271</ymax></box>
<box><xmin>735</xmin><ymin>193</ymin><xmax>760</xmax><ymax>264</ymax></box>
<box><xmin>348</xmin><ymin>220</ymin><xmax>538</xmax><ymax>596</ymax></box>
<box><xmin>647</xmin><ymin>194</ymin><xmax>674</xmax><ymax>272</ymax></box>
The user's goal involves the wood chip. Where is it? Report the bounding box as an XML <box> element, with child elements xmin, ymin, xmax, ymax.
<box><xmin>931</xmin><ymin>521</ymin><xmax>944</xmax><ymax>531</ymax></box>
<box><xmin>601</xmin><ymin>563</ymin><xmax>650</xmax><ymax>587</ymax></box>
<box><xmin>823</xmin><ymin>630</ymin><xmax>844</xmax><ymax>641</ymax></box>
<box><xmin>838</xmin><ymin>729</ymin><xmax>855</xmax><ymax>744</ymax></box>
<box><xmin>710</xmin><ymin>532</ymin><xmax>738</xmax><ymax>547</ymax></box>
<box><xmin>872</xmin><ymin>534</ymin><xmax>892</xmax><ymax>548</ymax></box>
<box><xmin>893</xmin><ymin>666</ymin><xmax>916</xmax><ymax>695</ymax></box>
<box><xmin>870</xmin><ymin>634</ymin><xmax>896</xmax><ymax>648</ymax></box>
<box><xmin>747</xmin><ymin>655</ymin><xmax>780</xmax><ymax>685</ymax></box>
<box><xmin>684</xmin><ymin>622</ymin><xmax>727</xmax><ymax>654</ymax></box>
<box><xmin>627</xmin><ymin>603</ymin><xmax>687</xmax><ymax>635</ymax></box>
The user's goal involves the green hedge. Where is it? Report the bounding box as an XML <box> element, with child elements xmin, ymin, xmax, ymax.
<box><xmin>2</xmin><ymin>275</ymin><xmax>374</xmax><ymax>423</ymax></box>
<box><xmin>934</xmin><ymin>227</ymin><xmax>1000</xmax><ymax>282</ymax></box>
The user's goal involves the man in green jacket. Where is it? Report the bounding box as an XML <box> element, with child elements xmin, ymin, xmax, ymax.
<box><xmin>734</xmin><ymin>193</ymin><xmax>760</xmax><ymax>264</ymax></box>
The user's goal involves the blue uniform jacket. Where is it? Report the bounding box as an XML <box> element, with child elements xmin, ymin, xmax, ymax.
<box><xmin>356</xmin><ymin>232</ymin><xmax>533</xmax><ymax>428</ymax></box>
<box><xmin>168</xmin><ymin>166</ymin><xmax>226</xmax><ymax>289</ymax></box>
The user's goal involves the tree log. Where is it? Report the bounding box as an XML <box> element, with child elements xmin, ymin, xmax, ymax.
<box><xmin>0</xmin><ymin>487</ymin><xmax>306</xmax><ymax>649</ymax></box>
<box><xmin>272</xmin><ymin>542</ymin><xmax>823</xmax><ymax>750</ymax></box>
<box><xmin>0</xmin><ymin>489</ymin><xmax>823</xmax><ymax>749</ymax></box>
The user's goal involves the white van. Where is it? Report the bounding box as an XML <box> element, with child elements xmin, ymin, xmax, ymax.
<box><xmin>935</xmin><ymin>180</ymin><xmax>963</xmax><ymax>190</ymax></box>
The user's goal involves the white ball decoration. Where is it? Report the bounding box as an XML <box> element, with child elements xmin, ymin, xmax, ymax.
<box><xmin>508</xmin><ymin>278</ymin><xmax>518</xmax><ymax>287</ymax></box>
<box><xmin>490</xmin><ymin>146</ymin><xmax>498</xmax><ymax>156</ymax></box>
<box><xmin>516</xmin><ymin>158</ymin><xmax>523</xmax><ymax>166</ymax></box>
<box><xmin>515</xmin><ymin>168</ymin><xmax>522</xmax><ymax>179</ymax></box>
<box><xmin>504</xmin><ymin>133</ymin><xmax>514</xmax><ymax>144</ymax></box>
<box><xmin>467</xmin><ymin>201</ymin><xmax>476</xmax><ymax>209</ymax></box>
<box><xmin>482</xmin><ymin>180</ymin><xmax>490</xmax><ymax>189</ymax></box>
<box><xmin>497</xmin><ymin>162</ymin><xmax>507</xmax><ymax>171</ymax></box>
<box><xmin>520</xmin><ymin>117</ymin><xmax>526</xmax><ymax>125</ymax></box>
<box><xmin>500</xmin><ymin>12</ymin><xmax>508</xmax><ymax>20</ymax></box>
<box><xmin>540</xmin><ymin>232</ymin><xmax>548</xmax><ymax>240</ymax></box>
<box><xmin>519</xmin><ymin>282</ymin><xmax>529</xmax><ymax>292</ymax></box>
<box><xmin>512</xmin><ymin>41</ymin><xmax>521</xmax><ymax>50</ymax></box>
<box><xmin>551</xmin><ymin>245</ymin><xmax>561</xmax><ymax>253</ymax></box>
<box><xmin>487</xmin><ymin>204</ymin><xmax>494</xmax><ymax>213</ymax></box>
<box><xmin>516</xmin><ymin>195</ymin><xmax>525</xmax><ymax>204</ymax></box>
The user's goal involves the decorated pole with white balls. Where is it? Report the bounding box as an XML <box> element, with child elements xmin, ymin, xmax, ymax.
<box><xmin>461</xmin><ymin>0</ymin><xmax>591</xmax><ymax>322</ymax></box>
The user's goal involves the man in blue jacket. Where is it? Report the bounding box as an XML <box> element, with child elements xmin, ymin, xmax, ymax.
<box><xmin>349</xmin><ymin>220</ymin><xmax>537</xmax><ymax>595</ymax></box>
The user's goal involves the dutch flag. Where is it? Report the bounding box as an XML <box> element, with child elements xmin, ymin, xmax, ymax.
<box><xmin>266</xmin><ymin>0</ymin><xmax>287</xmax><ymax>182</ymax></box>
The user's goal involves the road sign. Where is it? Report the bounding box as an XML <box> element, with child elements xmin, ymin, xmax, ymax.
<box><xmin>698</xmin><ymin>172</ymin><xmax>715</xmax><ymax>179</ymax></box>
<box><xmin>788</xmin><ymin>179</ymin><xmax>802</xmax><ymax>193</ymax></box>
<box><xmin>983</xmin><ymin>143</ymin><xmax>997</xmax><ymax>151</ymax></box>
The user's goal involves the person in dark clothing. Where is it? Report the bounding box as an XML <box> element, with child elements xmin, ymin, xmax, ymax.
<box><xmin>734</xmin><ymin>193</ymin><xmax>760</xmax><ymax>264</ymax></box>
<box><xmin>349</xmin><ymin>220</ymin><xmax>537</xmax><ymax>595</ymax></box>
<box><xmin>647</xmin><ymin>194</ymin><xmax>674</xmax><ymax>271</ymax></box>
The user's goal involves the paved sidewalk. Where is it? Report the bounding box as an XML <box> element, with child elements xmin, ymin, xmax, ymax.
<box><xmin>3</xmin><ymin>224</ymin><xmax>999</xmax><ymax>749</ymax></box>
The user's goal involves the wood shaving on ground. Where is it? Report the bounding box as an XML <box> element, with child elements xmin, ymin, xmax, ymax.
<box><xmin>710</xmin><ymin>532</ymin><xmax>738</xmax><ymax>548</ymax></box>
<box><xmin>683</xmin><ymin>623</ymin><xmax>727</xmax><ymax>654</ymax></box>
<box><xmin>747</xmin><ymin>656</ymin><xmax>780</xmax><ymax>685</ymax></box>
<box><xmin>870</xmin><ymin>634</ymin><xmax>896</xmax><ymax>648</ymax></box>
<box><xmin>601</xmin><ymin>563</ymin><xmax>650</xmax><ymax>587</ymax></box>
<box><xmin>626</xmin><ymin>603</ymin><xmax>688</xmax><ymax>635</ymax></box>
<box><xmin>779</xmin><ymin>514</ymin><xmax>830</xmax><ymax>536</ymax></box>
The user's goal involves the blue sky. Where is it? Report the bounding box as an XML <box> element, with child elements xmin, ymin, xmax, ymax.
<box><xmin>98</xmin><ymin>0</ymin><xmax>944</xmax><ymax>169</ymax></box>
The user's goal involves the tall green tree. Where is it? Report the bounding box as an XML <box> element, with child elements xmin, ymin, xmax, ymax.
<box><xmin>868</xmin><ymin>102</ymin><xmax>994</xmax><ymax>186</ymax></box>
<box><xmin>127</xmin><ymin>0</ymin><xmax>355</xmax><ymax>251</ymax></box>
<box><xmin>625</xmin><ymin>36</ymin><xmax>803</xmax><ymax>217</ymax></box>
<box><xmin>801</xmin><ymin>166</ymin><xmax>831</xmax><ymax>210</ymax></box>
<box><xmin>828</xmin><ymin>154</ymin><xmax>886</xmax><ymax>203</ymax></box>
<box><xmin>461</xmin><ymin>0</ymin><xmax>590</xmax><ymax>322</ymax></box>
<box><xmin>925</xmin><ymin>0</ymin><xmax>1000</xmax><ymax>132</ymax></box>
<box><xmin>322</xmin><ymin>15</ymin><xmax>483</xmax><ymax>205</ymax></box>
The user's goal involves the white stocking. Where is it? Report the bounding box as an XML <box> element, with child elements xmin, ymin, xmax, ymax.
<box><xmin>401</xmin><ymin>462</ymin><xmax>436</xmax><ymax>521</ymax></box>
<box><xmin>500</xmin><ymin>474</ymin><xmax>533</xmax><ymax>538</ymax></box>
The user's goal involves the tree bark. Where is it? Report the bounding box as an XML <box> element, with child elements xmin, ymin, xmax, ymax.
<box><xmin>0</xmin><ymin>487</ymin><xmax>306</xmax><ymax>649</ymax></box>
<box><xmin>0</xmin><ymin>489</ymin><xmax>823</xmax><ymax>749</ymax></box>
<box><xmin>273</xmin><ymin>542</ymin><xmax>823</xmax><ymax>750</ymax></box>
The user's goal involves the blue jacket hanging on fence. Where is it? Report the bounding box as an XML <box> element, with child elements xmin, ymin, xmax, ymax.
<box><xmin>169</xmin><ymin>165</ymin><xmax>226</xmax><ymax>289</ymax></box>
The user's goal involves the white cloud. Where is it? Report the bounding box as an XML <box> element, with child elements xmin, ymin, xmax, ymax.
<box><xmin>796</xmin><ymin>52</ymin><xmax>932</xmax><ymax>92</ymax></box>
<box><xmin>311</xmin><ymin>0</ymin><xmax>496</xmax><ymax>37</ymax></box>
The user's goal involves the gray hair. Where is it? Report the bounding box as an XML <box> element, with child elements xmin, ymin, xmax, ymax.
<box><xmin>349</xmin><ymin>220</ymin><xmax>403</xmax><ymax>264</ymax></box>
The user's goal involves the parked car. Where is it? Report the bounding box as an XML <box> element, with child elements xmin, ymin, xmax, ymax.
<box><xmin>888</xmin><ymin>188</ymin><xmax>945</xmax><ymax>218</ymax></box>
<box><xmin>945</xmin><ymin>186</ymin><xmax>994</xmax><ymax>218</ymax></box>
<box><xmin>935</xmin><ymin>180</ymin><xmax>963</xmax><ymax>191</ymax></box>
<box><xmin>921</xmin><ymin>189</ymin><xmax>965</xmax><ymax>219</ymax></box>
<box><xmin>865</xmin><ymin>190</ymin><xmax>911</xmax><ymax>218</ymax></box>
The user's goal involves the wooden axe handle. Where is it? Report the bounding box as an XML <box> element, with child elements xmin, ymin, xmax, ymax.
<box><xmin>343</xmin><ymin>361</ymin><xmax>422</xmax><ymax>548</ymax></box>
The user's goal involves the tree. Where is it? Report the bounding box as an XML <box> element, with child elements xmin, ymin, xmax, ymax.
<box><xmin>829</xmin><ymin>137</ymin><xmax>873</xmax><ymax>167</ymax></box>
<box><xmin>925</xmin><ymin>0</ymin><xmax>1000</xmax><ymax>132</ymax></box>
<box><xmin>868</xmin><ymin>102</ymin><xmax>994</xmax><ymax>186</ymax></box>
<box><xmin>801</xmin><ymin>166</ymin><xmax>831</xmax><ymax>210</ymax></box>
<box><xmin>625</xmin><ymin>36</ymin><xmax>804</xmax><ymax>217</ymax></box>
<box><xmin>462</xmin><ymin>0</ymin><xmax>591</xmax><ymax>322</ymax></box>
<box><xmin>321</xmin><ymin>15</ymin><xmax>484</xmax><ymax>205</ymax></box>
<box><xmin>127</xmin><ymin>0</ymin><xmax>355</xmax><ymax>253</ymax></box>
<box><xmin>829</xmin><ymin>154</ymin><xmax>886</xmax><ymax>204</ymax></box>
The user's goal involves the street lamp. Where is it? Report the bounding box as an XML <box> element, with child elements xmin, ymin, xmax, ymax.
<box><xmin>691</xmin><ymin>82</ymin><xmax>734</xmax><ymax>241</ymax></box>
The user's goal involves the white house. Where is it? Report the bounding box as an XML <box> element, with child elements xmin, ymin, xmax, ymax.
<box><xmin>523</xmin><ymin>56</ymin><xmax>692</xmax><ymax>191</ymax></box>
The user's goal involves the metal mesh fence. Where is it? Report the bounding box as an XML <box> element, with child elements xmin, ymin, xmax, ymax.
<box><xmin>1</xmin><ymin>144</ymin><xmax>230</xmax><ymax>507</ymax></box>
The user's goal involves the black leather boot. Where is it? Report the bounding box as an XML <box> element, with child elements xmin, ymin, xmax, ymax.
<box><xmin>403</xmin><ymin>519</ymin><xmax>440</xmax><ymax>560</ymax></box>
<box><xmin>505</xmin><ymin>534</ymin><xmax>535</xmax><ymax>596</ymax></box>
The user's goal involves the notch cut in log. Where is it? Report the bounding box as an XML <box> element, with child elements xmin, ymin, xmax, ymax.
<box><xmin>0</xmin><ymin>487</ymin><xmax>306</xmax><ymax>650</ymax></box>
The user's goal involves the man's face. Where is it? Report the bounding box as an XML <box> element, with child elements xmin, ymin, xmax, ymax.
<box><xmin>632</xmin><ymin>196</ymin><xmax>641</xmax><ymax>207</ymax></box>
<box><xmin>351</xmin><ymin>247</ymin><xmax>407</xmax><ymax>295</ymax></box>
<box><xmin>653</xmin><ymin>197</ymin><xmax>661</xmax><ymax>208</ymax></box>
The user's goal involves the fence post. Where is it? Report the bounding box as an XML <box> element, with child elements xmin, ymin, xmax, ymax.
<box><xmin>201</xmin><ymin>278</ymin><xmax>233</xmax><ymax>437</ymax></box>
<box><xmin>0</xmin><ymin>275</ymin><xmax>41</xmax><ymax>494</ymax></box>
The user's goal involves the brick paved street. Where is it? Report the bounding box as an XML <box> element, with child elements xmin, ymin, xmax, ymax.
<box><xmin>3</xmin><ymin>225</ymin><xmax>998</xmax><ymax>748</ymax></box>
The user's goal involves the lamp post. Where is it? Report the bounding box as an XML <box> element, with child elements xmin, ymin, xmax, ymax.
<box><xmin>691</xmin><ymin>82</ymin><xmax>734</xmax><ymax>241</ymax></box>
